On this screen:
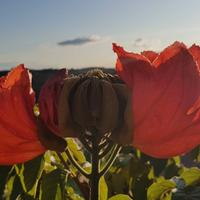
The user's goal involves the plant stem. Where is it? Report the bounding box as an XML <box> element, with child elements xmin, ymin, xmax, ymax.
<box><xmin>90</xmin><ymin>129</ymin><xmax>100</xmax><ymax>200</ymax></box>
<box><xmin>57</xmin><ymin>129</ymin><xmax>121</xmax><ymax>200</ymax></box>
<box><xmin>79</xmin><ymin>133</ymin><xmax>92</xmax><ymax>152</ymax></box>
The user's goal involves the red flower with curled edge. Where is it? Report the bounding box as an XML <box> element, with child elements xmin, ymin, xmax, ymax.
<box><xmin>0</xmin><ymin>65</ymin><xmax>67</xmax><ymax>165</ymax></box>
<box><xmin>0</xmin><ymin>65</ymin><xmax>45</xmax><ymax>164</ymax></box>
<box><xmin>113</xmin><ymin>41</ymin><xmax>200</xmax><ymax>158</ymax></box>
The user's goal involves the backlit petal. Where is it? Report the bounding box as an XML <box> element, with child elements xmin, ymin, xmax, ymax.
<box><xmin>141</xmin><ymin>50</ymin><xmax>158</xmax><ymax>63</ymax></box>
<box><xmin>112</xmin><ymin>43</ymin><xmax>152</xmax><ymax>88</ymax></box>
<box><xmin>113</xmin><ymin>42</ymin><xmax>200</xmax><ymax>158</ymax></box>
<box><xmin>189</xmin><ymin>44</ymin><xmax>200</xmax><ymax>71</ymax></box>
<box><xmin>39</xmin><ymin>69</ymin><xmax>68</xmax><ymax>136</ymax></box>
<box><xmin>0</xmin><ymin>65</ymin><xmax>45</xmax><ymax>164</ymax></box>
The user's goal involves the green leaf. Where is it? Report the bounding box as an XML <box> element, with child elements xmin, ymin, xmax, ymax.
<box><xmin>40</xmin><ymin>169</ymin><xmax>67</xmax><ymax>200</ymax></box>
<box><xmin>108</xmin><ymin>194</ymin><xmax>133</xmax><ymax>200</ymax></box>
<box><xmin>147</xmin><ymin>179</ymin><xmax>176</xmax><ymax>200</ymax></box>
<box><xmin>23</xmin><ymin>155</ymin><xmax>44</xmax><ymax>192</ymax></box>
<box><xmin>163</xmin><ymin>160</ymin><xmax>180</xmax><ymax>179</ymax></box>
<box><xmin>0</xmin><ymin>165</ymin><xmax>12</xmax><ymax>198</ymax></box>
<box><xmin>108</xmin><ymin>173</ymin><xmax>127</xmax><ymax>194</ymax></box>
<box><xmin>16</xmin><ymin>193</ymin><xmax>35</xmax><ymax>200</ymax></box>
<box><xmin>66</xmin><ymin>186</ymin><xmax>85</xmax><ymax>200</ymax></box>
<box><xmin>10</xmin><ymin>175</ymin><xmax>24</xmax><ymax>200</ymax></box>
<box><xmin>160</xmin><ymin>192</ymin><xmax>172</xmax><ymax>200</ymax></box>
<box><xmin>131</xmin><ymin>170</ymin><xmax>153</xmax><ymax>200</ymax></box>
<box><xmin>180</xmin><ymin>167</ymin><xmax>200</xmax><ymax>186</ymax></box>
<box><xmin>99</xmin><ymin>176</ymin><xmax>108</xmax><ymax>200</ymax></box>
<box><xmin>4</xmin><ymin>175</ymin><xmax>15</xmax><ymax>200</ymax></box>
<box><xmin>66</xmin><ymin>177</ymin><xmax>85</xmax><ymax>199</ymax></box>
<box><xmin>15</xmin><ymin>155</ymin><xmax>44</xmax><ymax>194</ymax></box>
<box><xmin>67</xmin><ymin>139</ymin><xmax>86</xmax><ymax>164</ymax></box>
<box><xmin>43</xmin><ymin>151</ymin><xmax>58</xmax><ymax>172</ymax></box>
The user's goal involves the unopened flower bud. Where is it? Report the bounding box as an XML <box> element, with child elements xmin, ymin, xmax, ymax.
<box><xmin>71</xmin><ymin>76</ymin><xmax>119</xmax><ymax>136</ymax></box>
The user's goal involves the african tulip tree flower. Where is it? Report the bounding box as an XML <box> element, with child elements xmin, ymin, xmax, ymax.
<box><xmin>0</xmin><ymin>64</ymin><xmax>131</xmax><ymax>165</ymax></box>
<box><xmin>0</xmin><ymin>65</ymin><xmax>67</xmax><ymax>165</ymax></box>
<box><xmin>113</xmin><ymin>41</ymin><xmax>200</xmax><ymax>158</ymax></box>
<box><xmin>0</xmin><ymin>65</ymin><xmax>45</xmax><ymax>164</ymax></box>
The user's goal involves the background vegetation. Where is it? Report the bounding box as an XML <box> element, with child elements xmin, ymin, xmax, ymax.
<box><xmin>1</xmin><ymin>139</ymin><xmax>200</xmax><ymax>200</ymax></box>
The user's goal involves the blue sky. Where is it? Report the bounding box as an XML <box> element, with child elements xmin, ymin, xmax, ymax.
<box><xmin>1</xmin><ymin>0</ymin><xmax>200</xmax><ymax>69</ymax></box>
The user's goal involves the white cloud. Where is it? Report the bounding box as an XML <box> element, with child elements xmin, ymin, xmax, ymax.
<box><xmin>132</xmin><ymin>38</ymin><xmax>162</xmax><ymax>52</ymax></box>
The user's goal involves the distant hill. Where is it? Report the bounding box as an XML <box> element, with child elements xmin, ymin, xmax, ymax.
<box><xmin>0</xmin><ymin>67</ymin><xmax>115</xmax><ymax>98</ymax></box>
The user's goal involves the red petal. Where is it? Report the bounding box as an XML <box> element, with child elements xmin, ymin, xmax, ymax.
<box><xmin>39</xmin><ymin>69</ymin><xmax>68</xmax><ymax>136</ymax></box>
<box><xmin>113</xmin><ymin>43</ymin><xmax>152</xmax><ymax>88</ymax></box>
<box><xmin>189</xmin><ymin>44</ymin><xmax>200</xmax><ymax>71</ymax></box>
<box><xmin>0</xmin><ymin>65</ymin><xmax>45</xmax><ymax>164</ymax></box>
<box><xmin>113</xmin><ymin>42</ymin><xmax>200</xmax><ymax>158</ymax></box>
<box><xmin>141</xmin><ymin>50</ymin><xmax>158</xmax><ymax>63</ymax></box>
<box><xmin>153</xmin><ymin>41</ymin><xmax>186</xmax><ymax>68</ymax></box>
<box><xmin>187</xmin><ymin>96</ymin><xmax>200</xmax><ymax>116</ymax></box>
<box><xmin>185</xmin><ymin>45</ymin><xmax>200</xmax><ymax>122</ymax></box>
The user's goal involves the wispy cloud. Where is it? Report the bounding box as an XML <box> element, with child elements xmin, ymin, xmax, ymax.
<box><xmin>132</xmin><ymin>38</ymin><xmax>161</xmax><ymax>52</ymax></box>
<box><xmin>58</xmin><ymin>35</ymin><xmax>101</xmax><ymax>46</ymax></box>
<box><xmin>133</xmin><ymin>38</ymin><xmax>149</xmax><ymax>49</ymax></box>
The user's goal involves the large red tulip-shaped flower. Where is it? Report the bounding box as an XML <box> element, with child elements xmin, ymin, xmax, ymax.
<box><xmin>0</xmin><ymin>65</ymin><xmax>67</xmax><ymax>165</ymax></box>
<box><xmin>0</xmin><ymin>65</ymin><xmax>45</xmax><ymax>164</ymax></box>
<box><xmin>113</xmin><ymin>41</ymin><xmax>200</xmax><ymax>158</ymax></box>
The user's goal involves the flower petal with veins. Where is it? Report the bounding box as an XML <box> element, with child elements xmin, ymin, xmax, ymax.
<box><xmin>113</xmin><ymin>42</ymin><xmax>200</xmax><ymax>158</ymax></box>
<box><xmin>0</xmin><ymin>65</ymin><xmax>45</xmax><ymax>164</ymax></box>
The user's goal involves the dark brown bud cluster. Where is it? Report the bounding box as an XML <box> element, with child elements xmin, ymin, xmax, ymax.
<box><xmin>58</xmin><ymin>69</ymin><xmax>133</xmax><ymax>144</ymax></box>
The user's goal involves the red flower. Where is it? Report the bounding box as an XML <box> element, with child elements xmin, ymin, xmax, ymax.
<box><xmin>38</xmin><ymin>69</ymin><xmax>68</xmax><ymax>136</ymax></box>
<box><xmin>0</xmin><ymin>65</ymin><xmax>45</xmax><ymax>164</ymax></box>
<box><xmin>0</xmin><ymin>65</ymin><xmax>68</xmax><ymax>165</ymax></box>
<box><xmin>113</xmin><ymin>42</ymin><xmax>200</xmax><ymax>158</ymax></box>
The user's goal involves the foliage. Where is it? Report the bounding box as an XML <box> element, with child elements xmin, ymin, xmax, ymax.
<box><xmin>1</xmin><ymin>140</ymin><xmax>200</xmax><ymax>200</ymax></box>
